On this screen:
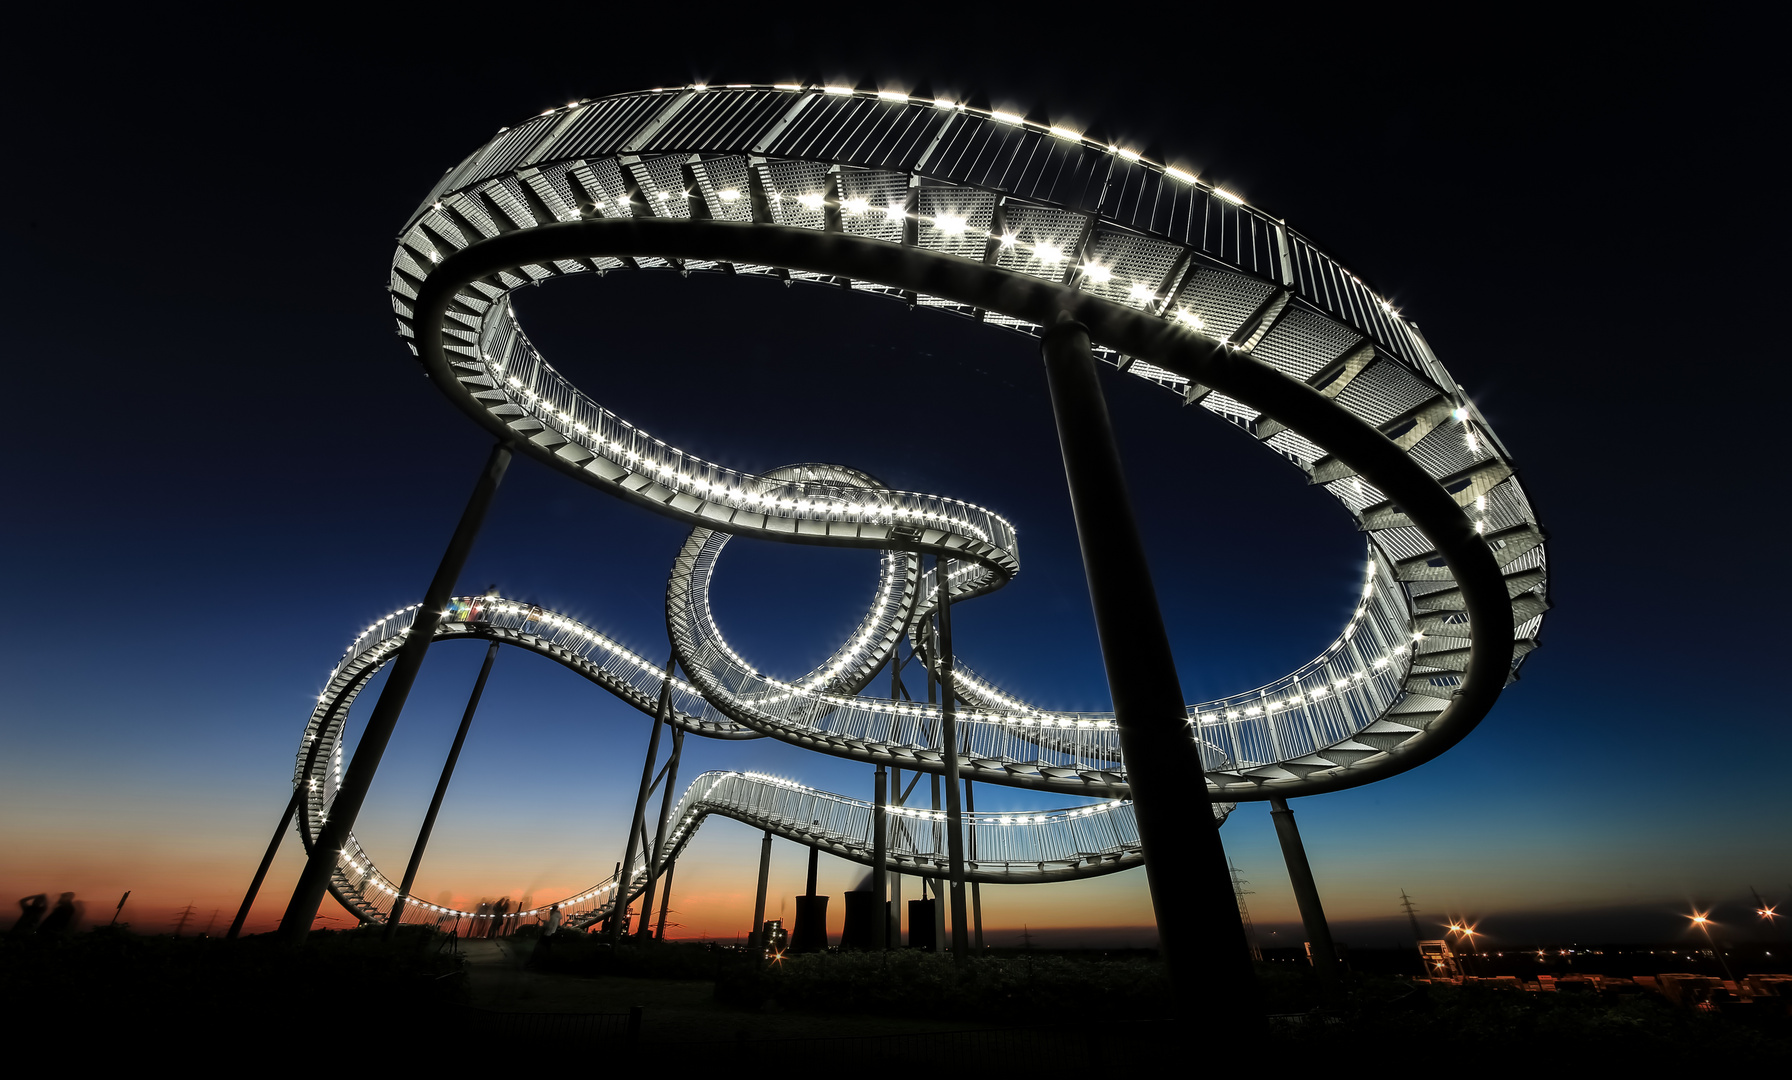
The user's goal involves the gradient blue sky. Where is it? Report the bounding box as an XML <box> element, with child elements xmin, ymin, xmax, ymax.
<box><xmin>2</xmin><ymin>15</ymin><xmax>1783</xmax><ymax>949</ymax></box>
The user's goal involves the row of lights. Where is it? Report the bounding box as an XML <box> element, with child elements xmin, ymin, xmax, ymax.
<box><xmin>487</xmin><ymin>348</ymin><xmax>1002</xmax><ymax>547</ymax></box>
<box><xmin>536</xmin><ymin>85</ymin><xmax>1249</xmax><ymax>208</ymax></box>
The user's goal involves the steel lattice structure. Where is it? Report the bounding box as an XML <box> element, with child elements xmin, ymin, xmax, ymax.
<box><xmin>295</xmin><ymin>84</ymin><xmax>1548</xmax><ymax>927</ymax></box>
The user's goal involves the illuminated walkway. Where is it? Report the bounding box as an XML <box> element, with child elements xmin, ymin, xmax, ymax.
<box><xmin>291</xmin><ymin>85</ymin><xmax>1550</xmax><ymax>929</ymax></box>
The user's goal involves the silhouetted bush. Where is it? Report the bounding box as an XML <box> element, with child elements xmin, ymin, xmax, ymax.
<box><xmin>0</xmin><ymin>924</ymin><xmax>466</xmax><ymax>1045</ymax></box>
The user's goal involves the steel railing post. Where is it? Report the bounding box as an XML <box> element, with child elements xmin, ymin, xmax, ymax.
<box><xmin>1040</xmin><ymin>319</ymin><xmax>1258</xmax><ymax>1019</ymax></box>
<box><xmin>277</xmin><ymin>442</ymin><xmax>511</xmax><ymax>943</ymax></box>
<box><xmin>386</xmin><ymin>639</ymin><xmax>500</xmax><ymax>938</ymax></box>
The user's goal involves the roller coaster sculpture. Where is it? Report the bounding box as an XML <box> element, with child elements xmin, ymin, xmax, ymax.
<box><xmin>290</xmin><ymin>85</ymin><xmax>1548</xmax><ymax>933</ymax></box>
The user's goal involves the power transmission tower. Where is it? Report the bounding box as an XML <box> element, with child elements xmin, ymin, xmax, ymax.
<box><xmin>173</xmin><ymin>903</ymin><xmax>198</xmax><ymax>937</ymax></box>
<box><xmin>1400</xmin><ymin>890</ymin><xmax>1424</xmax><ymax>943</ymax></box>
<box><xmin>1230</xmin><ymin>860</ymin><xmax>1262</xmax><ymax>961</ymax></box>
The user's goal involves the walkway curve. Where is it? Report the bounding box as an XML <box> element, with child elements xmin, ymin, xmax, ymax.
<box><xmin>390</xmin><ymin>86</ymin><xmax>1548</xmax><ymax>801</ymax></box>
<box><xmin>293</xmin><ymin>597</ymin><xmax>1229</xmax><ymax>926</ymax></box>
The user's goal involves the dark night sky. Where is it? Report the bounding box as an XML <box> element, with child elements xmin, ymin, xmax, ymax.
<box><xmin>2</xmin><ymin>13</ymin><xmax>1784</xmax><ymax>947</ymax></box>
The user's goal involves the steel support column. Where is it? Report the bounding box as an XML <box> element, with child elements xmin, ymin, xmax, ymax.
<box><xmin>387</xmin><ymin>639</ymin><xmax>500</xmax><ymax>937</ymax></box>
<box><xmin>1270</xmin><ymin>797</ymin><xmax>1340</xmax><ymax>983</ymax></box>
<box><xmin>636</xmin><ymin>724</ymin><xmax>684</xmax><ymax>940</ymax></box>
<box><xmin>751</xmin><ymin>828</ymin><xmax>772</xmax><ymax>951</ymax></box>
<box><xmin>935</xmin><ymin>556</ymin><xmax>970</xmax><ymax>960</ymax></box>
<box><xmin>871</xmin><ymin>764</ymin><xmax>888</xmax><ymax>950</ymax></box>
<box><xmin>611</xmin><ymin>657</ymin><xmax>673</xmax><ymax>944</ymax></box>
<box><xmin>654</xmin><ymin>858</ymin><xmax>677</xmax><ymax>941</ymax></box>
<box><xmin>1040</xmin><ymin>319</ymin><xmax>1257</xmax><ymax>1016</ymax></box>
<box><xmin>278</xmin><ymin>442</ymin><xmax>511</xmax><ymax>943</ymax></box>
<box><xmin>966</xmin><ymin>778</ymin><xmax>984</xmax><ymax>951</ymax></box>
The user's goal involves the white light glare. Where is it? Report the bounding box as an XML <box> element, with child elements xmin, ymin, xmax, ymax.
<box><xmin>718</xmin><ymin>189</ymin><xmax>741</xmax><ymax>202</ymax></box>
<box><xmin>822</xmin><ymin>85</ymin><xmax>855</xmax><ymax>96</ymax></box>
<box><xmin>1164</xmin><ymin>166</ymin><xmax>1197</xmax><ymax>184</ymax></box>
<box><xmin>1213</xmin><ymin>188</ymin><xmax>1244</xmax><ymax>204</ymax></box>
<box><xmin>1082</xmin><ymin>264</ymin><xmax>1112</xmax><ymax>284</ymax></box>
<box><xmin>933</xmin><ymin>98</ymin><xmax>961</xmax><ymax>111</ymax></box>
<box><xmin>1033</xmin><ymin>242</ymin><xmax>1064</xmax><ymax>264</ymax></box>
<box><xmin>1117</xmin><ymin>147</ymin><xmax>1142</xmax><ymax>162</ymax></box>
<box><xmin>933</xmin><ymin>213</ymin><xmax>966</xmax><ymax>235</ymax></box>
<box><xmin>990</xmin><ymin>110</ymin><xmax>1025</xmax><ymax>125</ymax></box>
<box><xmin>1049</xmin><ymin>125</ymin><xmax>1082</xmax><ymax>142</ymax></box>
<box><xmin>877</xmin><ymin>90</ymin><xmax>909</xmax><ymax>102</ymax></box>
<box><xmin>1175</xmin><ymin>309</ymin><xmax>1205</xmax><ymax>329</ymax></box>
<box><xmin>1128</xmin><ymin>283</ymin><xmax>1156</xmax><ymax>303</ymax></box>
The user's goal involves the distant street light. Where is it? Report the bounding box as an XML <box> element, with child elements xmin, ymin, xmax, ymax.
<box><xmin>1687</xmin><ymin>911</ymin><xmax>1736</xmax><ymax>983</ymax></box>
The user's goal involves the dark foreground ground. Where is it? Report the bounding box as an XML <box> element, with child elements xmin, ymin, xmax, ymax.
<box><xmin>4</xmin><ymin>927</ymin><xmax>1787</xmax><ymax>1065</ymax></box>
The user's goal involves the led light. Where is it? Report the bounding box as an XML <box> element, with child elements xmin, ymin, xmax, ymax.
<box><xmin>1081</xmin><ymin>264</ymin><xmax>1111</xmax><ymax>284</ymax></box>
<box><xmin>1452</xmin><ymin>407</ymin><xmax>1469</xmax><ymax>421</ymax></box>
<box><xmin>822</xmin><ymin>85</ymin><xmax>854</xmax><ymax>96</ymax></box>
<box><xmin>718</xmin><ymin>189</ymin><xmax>741</xmax><ymax>202</ymax></box>
<box><xmin>1175</xmin><ymin>309</ymin><xmax>1205</xmax><ymax>329</ymax></box>
<box><xmin>774</xmin><ymin>83</ymin><xmax>803</xmax><ymax>91</ymax></box>
<box><xmin>797</xmin><ymin>192</ymin><xmax>826</xmax><ymax>210</ymax></box>
<box><xmin>884</xmin><ymin>204</ymin><xmax>906</xmax><ymax>220</ymax></box>
<box><xmin>1049</xmin><ymin>125</ymin><xmax>1082</xmax><ymax>141</ymax></box>
<box><xmin>1128</xmin><ymin>283</ymin><xmax>1157</xmax><ymax>303</ymax></box>
<box><xmin>934</xmin><ymin>98</ymin><xmax>959</xmax><ymax>110</ymax></box>
<box><xmin>990</xmin><ymin>110</ymin><xmax>1025</xmax><ymax>125</ymax></box>
<box><xmin>1116</xmin><ymin>147</ymin><xmax>1141</xmax><ymax>162</ymax></box>
<box><xmin>877</xmin><ymin>90</ymin><xmax>909</xmax><ymax>102</ymax></box>
<box><xmin>1213</xmin><ymin>188</ymin><xmax>1244</xmax><ymax>204</ymax></box>
<box><xmin>1164</xmin><ymin>166</ymin><xmax>1197</xmax><ymax>184</ymax></box>
<box><xmin>842</xmin><ymin>196</ymin><xmax>868</xmax><ymax>215</ymax></box>
<box><xmin>933</xmin><ymin>213</ymin><xmax>966</xmax><ymax>235</ymax></box>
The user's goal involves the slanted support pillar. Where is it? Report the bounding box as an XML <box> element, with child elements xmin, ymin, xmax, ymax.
<box><xmin>611</xmin><ymin>656</ymin><xmax>673</xmax><ymax>944</ymax></box>
<box><xmin>278</xmin><ymin>442</ymin><xmax>511</xmax><ymax>943</ymax></box>
<box><xmin>637</xmin><ymin>725</ymin><xmax>685</xmax><ymax>940</ymax></box>
<box><xmin>751</xmin><ymin>828</ymin><xmax>773</xmax><ymax>951</ymax></box>
<box><xmin>1270</xmin><ymin>797</ymin><xmax>1340</xmax><ymax>983</ymax></box>
<box><xmin>654</xmin><ymin>858</ymin><xmax>677</xmax><ymax>941</ymax></box>
<box><xmin>1040</xmin><ymin>319</ymin><xmax>1257</xmax><ymax>1017</ymax></box>
<box><xmin>227</xmin><ymin>784</ymin><xmax>305</xmax><ymax>941</ymax></box>
<box><xmin>386</xmin><ymin>639</ymin><xmax>501</xmax><ymax>937</ymax></box>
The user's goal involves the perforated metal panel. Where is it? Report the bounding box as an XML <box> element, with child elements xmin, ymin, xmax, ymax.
<box><xmin>1079</xmin><ymin>230</ymin><xmax>1184</xmax><ymax>306</ymax></box>
<box><xmin>1252</xmin><ymin>307</ymin><xmax>1363</xmax><ymax>382</ymax></box>
<box><xmin>693</xmin><ymin>156</ymin><xmax>753</xmax><ymax>222</ymax></box>
<box><xmin>760</xmin><ymin>159</ymin><xmax>829</xmax><ymax>229</ymax></box>
<box><xmin>839</xmin><ymin>169</ymin><xmax>908</xmax><ymax>244</ymax></box>
<box><xmin>915</xmin><ymin>186</ymin><xmax>994</xmax><ymax>260</ymax></box>
<box><xmin>578</xmin><ymin>159</ymin><xmax>634</xmax><ymax>216</ymax></box>
<box><xmin>635</xmin><ymin>154</ymin><xmax>694</xmax><ymax>219</ymax></box>
<box><xmin>995</xmin><ymin>205</ymin><xmax>1086</xmax><ymax>281</ymax></box>
<box><xmin>1334</xmin><ymin>360</ymin><xmax>1443</xmax><ymax>428</ymax></box>
<box><xmin>1175</xmin><ymin>269</ymin><xmax>1275</xmax><ymax>339</ymax></box>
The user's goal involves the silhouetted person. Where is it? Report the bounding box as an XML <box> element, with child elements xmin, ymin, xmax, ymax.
<box><xmin>529</xmin><ymin>904</ymin><xmax>562</xmax><ymax>968</ymax></box>
<box><xmin>38</xmin><ymin>893</ymin><xmax>77</xmax><ymax>935</ymax></box>
<box><xmin>13</xmin><ymin>894</ymin><xmax>47</xmax><ymax>936</ymax></box>
<box><xmin>492</xmin><ymin>897</ymin><xmax>511</xmax><ymax>937</ymax></box>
